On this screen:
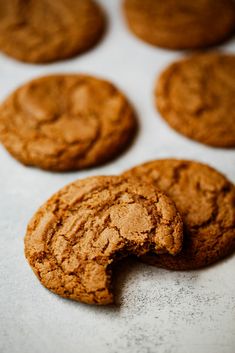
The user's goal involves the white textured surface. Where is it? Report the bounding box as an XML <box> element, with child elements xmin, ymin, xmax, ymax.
<box><xmin>0</xmin><ymin>1</ymin><xmax>235</xmax><ymax>353</ymax></box>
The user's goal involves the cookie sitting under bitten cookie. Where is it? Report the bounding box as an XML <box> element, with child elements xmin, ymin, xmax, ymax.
<box><xmin>124</xmin><ymin>159</ymin><xmax>235</xmax><ymax>270</ymax></box>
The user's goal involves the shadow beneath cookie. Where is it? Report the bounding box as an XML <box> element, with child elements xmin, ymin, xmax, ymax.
<box><xmin>173</xmin><ymin>33</ymin><xmax>235</xmax><ymax>56</ymax></box>
<box><xmin>140</xmin><ymin>247</ymin><xmax>235</xmax><ymax>274</ymax></box>
<box><xmin>81</xmin><ymin>257</ymin><xmax>142</xmax><ymax>313</ymax></box>
<box><xmin>112</xmin><ymin>256</ymin><xmax>141</xmax><ymax>307</ymax></box>
<box><xmin>190</xmin><ymin>250</ymin><xmax>235</xmax><ymax>273</ymax></box>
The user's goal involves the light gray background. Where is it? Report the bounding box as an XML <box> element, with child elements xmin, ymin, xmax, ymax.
<box><xmin>0</xmin><ymin>1</ymin><xmax>235</xmax><ymax>353</ymax></box>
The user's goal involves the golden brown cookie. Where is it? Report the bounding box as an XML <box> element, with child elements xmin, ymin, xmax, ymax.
<box><xmin>24</xmin><ymin>175</ymin><xmax>183</xmax><ymax>304</ymax></box>
<box><xmin>0</xmin><ymin>74</ymin><xmax>137</xmax><ymax>171</ymax></box>
<box><xmin>124</xmin><ymin>159</ymin><xmax>235</xmax><ymax>270</ymax></box>
<box><xmin>0</xmin><ymin>0</ymin><xmax>105</xmax><ymax>63</ymax></box>
<box><xmin>123</xmin><ymin>0</ymin><xmax>235</xmax><ymax>50</ymax></box>
<box><xmin>156</xmin><ymin>53</ymin><xmax>235</xmax><ymax>148</ymax></box>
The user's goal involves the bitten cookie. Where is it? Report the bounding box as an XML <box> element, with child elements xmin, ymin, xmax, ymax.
<box><xmin>0</xmin><ymin>0</ymin><xmax>105</xmax><ymax>63</ymax></box>
<box><xmin>123</xmin><ymin>0</ymin><xmax>235</xmax><ymax>50</ymax></box>
<box><xmin>124</xmin><ymin>159</ymin><xmax>235</xmax><ymax>270</ymax></box>
<box><xmin>24</xmin><ymin>176</ymin><xmax>183</xmax><ymax>304</ymax></box>
<box><xmin>156</xmin><ymin>53</ymin><xmax>235</xmax><ymax>148</ymax></box>
<box><xmin>0</xmin><ymin>74</ymin><xmax>137</xmax><ymax>171</ymax></box>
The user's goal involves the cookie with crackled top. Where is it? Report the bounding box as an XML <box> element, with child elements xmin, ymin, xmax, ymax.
<box><xmin>24</xmin><ymin>175</ymin><xmax>183</xmax><ymax>304</ymax></box>
<box><xmin>156</xmin><ymin>53</ymin><xmax>235</xmax><ymax>147</ymax></box>
<box><xmin>0</xmin><ymin>74</ymin><xmax>137</xmax><ymax>171</ymax></box>
<box><xmin>124</xmin><ymin>159</ymin><xmax>235</xmax><ymax>270</ymax></box>
<box><xmin>0</xmin><ymin>0</ymin><xmax>105</xmax><ymax>63</ymax></box>
<box><xmin>123</xmin><ymin>0</ymin><xmax>235</xmax><ymax>50</ymax></box>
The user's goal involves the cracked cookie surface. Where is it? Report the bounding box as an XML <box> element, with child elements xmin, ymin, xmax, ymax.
<box><xmin>0</xmin><ymin>74</ymin><xmax>137</xmax><ymax>171</ymax></box>
<box><xmin>124</xmin><ymin>159</ymin><xmax>235</xmax><ymax>270</ymax></box>
<box><xmin>156</xmin><ymin>53</ymin><xmax>235</xmax><ymax>147</ymax></box>
<box><xmin>0</xmin><ymin>0</ymin><xmax>105</xmax><ymax>63</ymax></box>
<box><xmin>24</xmin><ymin>176</ymin><xmax>183</xmax><ymax>304</ymax></box>
<box><xmin>123</xmin><ymin>0</ymin><xmax>235</xmax><ymax>49</ymax></box>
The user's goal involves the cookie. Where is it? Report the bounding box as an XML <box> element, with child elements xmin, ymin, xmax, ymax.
<box><xmin>24</xmin><ymin>175</ymin><xmax>183</xmax><ymax>304</ymax></box>
<box><xmin>156</xmin><ymin>53</ymin><xmax>235</xmax><ymax>148</ymax></box>
<box><xmin>0</xmin><ymin>74</ymin><xmax>137</xmax><ymax>171</ymax></box>
<box><xmin>0</xmin><ymin>0</ymin><xmax>105</xmax><ymax>63</ymax></box>
<box><xmin>123</xmin><ymin>0</ymin><xmax>235</xmax><ymax>50</ymax></box>
<box><xmin>124</xmin><ymin>159</ymin><xmax>235</xmax><ymax>270</ymax></box>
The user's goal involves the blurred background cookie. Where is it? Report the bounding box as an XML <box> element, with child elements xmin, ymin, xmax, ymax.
<box><xmin>156</xmin><ymin>53</ymin><xmax>235</xmax><ymax>147</ymax></box>
<box><xmin>0</xmin><ymin>0</ymin><xmax>106</xmax><ymax>63</ymax></box>
<box><xmin>0</xmin><ymin>74</ymin><xmax>137</xmax><ymax>171</ymax></box>
<box><xmin>123</xmin><ymin>0</ymin><xmax>235</xmax><ymax>50</ymax></box>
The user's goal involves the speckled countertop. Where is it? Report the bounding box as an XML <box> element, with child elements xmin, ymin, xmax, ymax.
<box><xmin>0</xmin><ymin>1</ymin><xmax>235</xmax><ymax>353</ymax></box>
